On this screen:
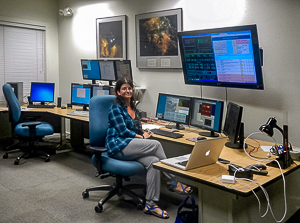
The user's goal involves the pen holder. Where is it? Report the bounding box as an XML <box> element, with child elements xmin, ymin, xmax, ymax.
<box><xmin>277</xmin><ymin>151</ymin><xmax>292</xmax><ymax>169</ymax></box>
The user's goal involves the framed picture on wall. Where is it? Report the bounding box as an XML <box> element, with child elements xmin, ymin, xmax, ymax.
<box><xmin>135</xmin><ymin>8</ymin><xmax>182</xmax><ymax>68</ymax></box>
<box><xmin>96</xmin><ymin>15</ymin><xmax>127</xmax><ymax>60</ymax></box>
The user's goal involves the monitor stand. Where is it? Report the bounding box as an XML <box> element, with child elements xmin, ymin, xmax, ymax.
<box><xmin>225</xmin><ymin>123</ymin><xmax>248</xmax><ymax>149</ymax></box>
<box><xmin>76</xmin><ymin>105</ymin><xmax>89</xmax><ymax>111</ymax></box>
<box><xmin>165</xmin><ymin>123</ymin><xmax>185</xmax><ymax>130</ymax></box>
<box><xmin>199</xmin><ymin>131</ymin><xmax>219</xmax><ymax>137</ymax></box>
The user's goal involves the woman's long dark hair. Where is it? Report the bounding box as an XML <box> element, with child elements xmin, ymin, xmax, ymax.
<box><xmin>115</xmin><ymin>77</ymin><xmax>136</xmax><ymax>110</ymax></box>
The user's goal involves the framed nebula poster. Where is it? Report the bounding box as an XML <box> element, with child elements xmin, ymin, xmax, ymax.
<box><xmin>135</xmin><ymin>8</ymin><xmax>182</xmax><ymax>68</ymax></box>
<box><xmin>96</xmin><ymin>15</ymin><xmax>127</xmax><ymax>60</ymax></box>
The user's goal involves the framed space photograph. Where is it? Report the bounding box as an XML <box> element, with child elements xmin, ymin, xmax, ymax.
<box><xmin>135</xmin><ymin>8</ymin><xmax>182</xmax><ymax>68</ymax></box>
<box><xmin>96</xmin><ymin>15</ymin><xmax>127</xmax><ymax>60</ymax></box>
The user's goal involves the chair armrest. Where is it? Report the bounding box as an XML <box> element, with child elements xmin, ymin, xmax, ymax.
<box><xmin>87</xmin><ymin>145</ymin><xmax>107</xmax><ymax>154</ymax></box>
<box><xmin>21</xmin><ymin>121</ymin><xmax>42</xmax><ymax>127</ymax></box>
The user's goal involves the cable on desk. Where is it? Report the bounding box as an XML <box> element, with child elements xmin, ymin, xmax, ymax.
<box><xmin>242</xmin><ymin>132</ymin><xmax>287</xmax><ymax>223</ymax></box>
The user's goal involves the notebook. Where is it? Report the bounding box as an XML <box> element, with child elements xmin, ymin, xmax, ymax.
<box><xmin>161</xmin><ymin>137</ymin><xmax>227</xmax><ymax>170</ymax></box>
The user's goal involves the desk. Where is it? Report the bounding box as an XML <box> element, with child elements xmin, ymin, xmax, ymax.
<box><xmin>152</xmin><ymin>125</ymin><xmax>300</xmax><ymax>223</ymax></box>
<box><xmin>0</xmin><ymin>106</ymin><xmax>89</xmax><ymax>151</ymax></box>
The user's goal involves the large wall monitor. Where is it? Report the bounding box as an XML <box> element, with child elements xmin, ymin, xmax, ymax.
<box><xmin>71</xmin><ymin>83</ymin><xmax>92</xmax><ymax>111</ymax></box>
<box><xmin>30</xmin><ymin>82</ymin><xmax>55</xmax><ymax>104</ymax></box>
<box><xmin>190</xmin><ymin>98</ymin><xmax>224</xmax><ymax>137</ymax></box>
<box><xmin>156</xmin><ymin>93</ymin><xmax>192</xmax><ymax>130</ymax></box>
<box><xmin>178</xmin><ymin>24</ymin><xmax>264</xmax><ymax>90</ymax></box>
<box><xmin>115</xmin><ymin>60</ymin><xmax>133</xmax><ymax>80</ymax></box>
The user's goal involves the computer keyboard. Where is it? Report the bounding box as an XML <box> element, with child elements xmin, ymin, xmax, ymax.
<box><xmin>27</xmin><ymin>104</ymin><xmax>55</xmax><ymax>108</ymax></box>
<box><xmin>67</xmin><ymin>110</ymin><xmax>89</xmax><ymax>117</ymax></box>
<box><xmin>177</xmin><ymin>160</ymin><xmax>188</xmax><ymax>167</ymax></box>
<box><xmin>151</xmin><ymin>129</ymin><xmax>184</xmax><ymax>139</ymax></box>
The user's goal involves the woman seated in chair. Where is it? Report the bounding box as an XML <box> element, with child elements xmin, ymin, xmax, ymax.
<box><xmin>106</xmin><ymin>77</ymin><xmax>192</xmax><ymax>219</ymax></box>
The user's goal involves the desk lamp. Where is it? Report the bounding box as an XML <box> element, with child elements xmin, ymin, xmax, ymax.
<box><xmin>259</xmin><ymin>117</ymin><xmax>292</xmax><ymax>168</ymax></box>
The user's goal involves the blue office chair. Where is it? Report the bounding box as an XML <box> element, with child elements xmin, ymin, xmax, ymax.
<box><xmin>82</xmin><ymin>95</ymin><xmax>146</xmax><ymax>213</ymax></box>
<box><xmin>2</xmin><ymin>83</ymin><xmax>54</xmax><ymax>165</ymax></box>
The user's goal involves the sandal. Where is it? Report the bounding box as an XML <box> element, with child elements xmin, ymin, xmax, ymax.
<box><xmin>144</xmin><ymin>204</ymin><xmax>169</xmax><ymax>219</ymax></box>
<box><xmin>169</xmin><ymin>182</ymin><xmax>193</xmax><ymax>195</ymax></box>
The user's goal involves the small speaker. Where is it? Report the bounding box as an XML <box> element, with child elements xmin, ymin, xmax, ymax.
<box><xmin>28</xmin><ymin>96</ymin><xmax>32</xmax><ymax>105</ymax></box>
<box><xmin>57</xmin><ymin>97</ymin><xmax>62</xmax><ymax>108</ymax></box>
<box><xmin>67</xmin><ymin>103</ymin><xmax>72</xmax><ymax>109</ymax></box>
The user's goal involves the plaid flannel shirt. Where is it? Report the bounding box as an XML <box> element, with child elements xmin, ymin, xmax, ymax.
<box><xmin>105</xmin><ymin>103</ymin><xmax>142</xmax><ymax>156</ymax></box>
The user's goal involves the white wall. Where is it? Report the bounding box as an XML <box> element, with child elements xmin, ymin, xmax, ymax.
<box><xmin>2</xmin><ymin>0</ymin><xmax>299</xmax><ymax>146</ymax></box>
<box><xmin>58</xmin><ymin>0</ymin><xmax>300</xmax><ymax>146</ymax></box>
<box><xmin>0</xmin><ymin>0</ymin><xmax>60</xmax><ymax>98</ymax></box>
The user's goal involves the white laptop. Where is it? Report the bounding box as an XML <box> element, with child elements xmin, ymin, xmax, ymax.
<box><xmin>161</xmin><ymin>137</ymin><xmax>227</xmax><ymax>170</ymax></box>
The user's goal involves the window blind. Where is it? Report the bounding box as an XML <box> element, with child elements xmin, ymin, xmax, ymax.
<box><xmin>0</xmin><ymin>24</ymin><xmax>45</xmax><ymax>103</ymax></box>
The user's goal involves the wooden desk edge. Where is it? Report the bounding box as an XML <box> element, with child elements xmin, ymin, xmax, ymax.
<box><xmin>153</xmin><ymin>161</ymin><xmax>299</xmax><ymax>197</ymax></box>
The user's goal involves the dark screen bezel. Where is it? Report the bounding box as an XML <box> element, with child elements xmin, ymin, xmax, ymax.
<box><xmin>178</xmin><ymin>24</ymin><xmax>264</xmax><ymax>90</ymax></box>
<box><xmin>30</xmin><ymin>82</ymin><xmax>55</xmax><ymax>103</ymax></box>
<box><xmin>223</xmin><ymin>102</ymin><xmax>243</xmax><ymax>144</ymax></box>
<box><xmin>70</xmin><ymin>83</ymin><xmax>92</xmax><ymax>107</ymax></box>
<box><xmin>155</xmin><ymin>93</ymin><xmax>192</xmax><ymax>126</ymax></box>
<box><xmin>189</xmin><ymin>97</ymin><xmax>224</xmax><ymax>133</ymax></box>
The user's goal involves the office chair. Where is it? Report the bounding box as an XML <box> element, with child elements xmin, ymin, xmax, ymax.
<box><xmin>2</xmin><ymin>83</ymin><xmax>54</xmax><ymax>165</ymax></box>
<box><xmin>82</xmin><ymin>95</ymin><xmax>146</xmax><ymax>213</ymax></box>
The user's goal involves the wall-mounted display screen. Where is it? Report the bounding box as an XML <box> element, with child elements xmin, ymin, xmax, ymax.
<box><xmin>178</xmin><ymin>24</ymin><xmax>263</xmax><ymax>90</ymax></box>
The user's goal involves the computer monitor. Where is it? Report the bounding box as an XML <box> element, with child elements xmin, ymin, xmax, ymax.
<box><xmin>99</xmin><ymin>61</ymin><xmax>117</xmax><ymax>84</ymax></box>
<box><xmin>91</xmin><ymin>85</ymin><xmax>110</xmax><ymax>97</ymax></box>
<box><xmin>155</xmin><ymin>93</ymin><xmax>192</xmax><ymax>130</ymax></box>
<box><xmin>115</xmin><ymin>60</ymin><xmax>133</xmax><ymax>80</ymax></box>
<box><xmin>223</xmin><ymin>102</ymin><xmax>246</xmax><ymax>149</ymax></box>
<box><xmin>30</xmin><ymin>82</ymin><xmax>55</xmax><ymax>104</ymax></box>
<box><xmin>178</xmin><ymin>24</ymin><xmax>264</xmax><ymax>90</ymax></box>
<box><xmin>71</xmin><ymin>83</ymin><xmax>92</xmax><ymax>111</ymax></box>
<box><xmin>190</xmin><ymin>98</ymin><xmax>224</xmax><ymax>137</ymax></box>
<box><xmin>81</xmin><ymin>60</ymin><xmax>101</xmax><ymax>84</ymax></box>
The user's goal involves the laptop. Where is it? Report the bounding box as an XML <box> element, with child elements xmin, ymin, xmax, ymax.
<box><xmin>161</xmin><ymin>137</ymin><xmax>227</xmax><ymax>170</ymax></box>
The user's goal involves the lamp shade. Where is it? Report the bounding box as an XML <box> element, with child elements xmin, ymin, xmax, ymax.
<box><xmin>259</xmin><ymin>124</ymin><xmax>274</xmax><ymax>136</ymax></box>
<box><xmin>259</xmin><ymin>117</ymin><xmax>278</xmax><ymax>137</ymax></box>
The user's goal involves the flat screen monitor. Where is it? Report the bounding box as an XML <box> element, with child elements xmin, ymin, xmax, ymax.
<box><xmin>81</xmin><ymin>60</ymin><xmax>101</xmax><ymax>82</ymax></box>
<box><xmin>71</xmin><ymin>83</ymin><xmax>92</xmax><ymax>111</ymax></box>
<box><xmin>223</xmin><ymin>102</ymin><xmax>246</xmax><ymax>149</ymax></box>
<box><xmin>178</xmin><ymin>24</ymin><xmax>264</xmax><ymax>90</ymax></box>
<box><xmin>155</xmin><ymin>93</ymin><xmax>192</xmax><ymax>130</ymax></box>
<box><xmin>190</xmin><ymin>98</ymin><xmax>224</xmax><ymax>137</ymax></box>
<box><xmin>30</xmin><ymin>82</ymin><xmax>55</xmax><ymax>104</ymax></box>
<box><xmin>115</xmin><ymin>60</ymin><xmax>133</xmax><ymax>80</ymax></box>
<box><xmin>99</xmin><ymin>61</ymin><xmax>117</xmax><ymax>82</ymax></box>
<box><xmin>91</xmin><ymin>85</ymin><xmax>110</xmax><ymax>97</ymax></box>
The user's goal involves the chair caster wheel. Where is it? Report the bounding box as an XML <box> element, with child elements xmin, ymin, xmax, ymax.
<box><xmin>45</xmin><ymin>156</ymin><xmax>50</xmax><ymax>162</ymax></box>
<box><xmin>82</xmin><ymin>191</ymin><xmax>89</xmax><ymax>199</ymax></box>
<box><xmin>3</xmin><ymin>153</ymin><xmax>8</xmax><ymax>159</ymax></box>
<box><xmin>137</xmin><ymin>203</ymin><xmax>144</xmax><ymax>210</ymax></box>
<box><xmin>95</xmin><ymin>204</ymin><xmax>103</xmax><ymax>213</ymax></box>
<box><xmin>14</xmin><ymin>159</ymin><xmax>19</xmax><ymax>165</ymax></box>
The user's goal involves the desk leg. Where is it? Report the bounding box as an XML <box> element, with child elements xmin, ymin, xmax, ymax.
<box><xmin>56</xmin><ymin>117</ymin><xmax>71</xmax><ymax>153</ymax></box>
<box><xmin>198</xmin><ymin>187</ymin><xmax>203</xmax><ymax>223</ymax></box>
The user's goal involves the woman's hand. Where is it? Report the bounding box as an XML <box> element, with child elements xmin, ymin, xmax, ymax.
<box><xmin>143</xmin><ymin>129</ymin><xmax>153</xmax><ymax>139</ymax></box>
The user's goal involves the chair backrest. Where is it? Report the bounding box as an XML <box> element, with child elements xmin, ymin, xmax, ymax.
<box><xmin>2</xmin><ymin>83</ymin><xmax>21</xmax><ymax>125</ymax></box>
<box><xmin>89</xmin><ymin>95</ymin><xmax>116</xmax><ymax>147</ymax></box>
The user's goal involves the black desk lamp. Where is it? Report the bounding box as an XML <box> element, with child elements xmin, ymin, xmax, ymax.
<box><xmin>259</xmin><ymin>117</ymin><xmax>292</xmax><ymax>168</ymax></box>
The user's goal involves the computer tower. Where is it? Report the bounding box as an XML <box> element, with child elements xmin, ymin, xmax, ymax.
<box><xmin>7</xmin><ymin>82</ymin><xmax>23</xmax><ymax>105</ymax></box>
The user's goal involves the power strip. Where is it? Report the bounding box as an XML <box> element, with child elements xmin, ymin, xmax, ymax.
<box><xmin>222</xmin><ymin>175</ymin><xmax>235</xmax><ymax>184</ymax></box>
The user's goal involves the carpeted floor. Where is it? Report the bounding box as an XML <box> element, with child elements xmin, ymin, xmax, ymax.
<box><xmin>0</xmin><ymin>136</ymin><xmax>195</xmax><ymax>223</ymax></box>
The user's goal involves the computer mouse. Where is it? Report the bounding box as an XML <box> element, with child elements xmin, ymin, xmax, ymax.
<box><xmin>170</xmin><ymin>129</ymin><xmax>179</xmax><ymax>133</ymax></box>
<box><xmin>61</xmin><ymin>106</ymin><xmax>66</xmax><ymax>109</ymax></box>
<box><xmin>197</xmin><ymin>136</ymin><xmax>207</xmax><ymax>140</ymax></box>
